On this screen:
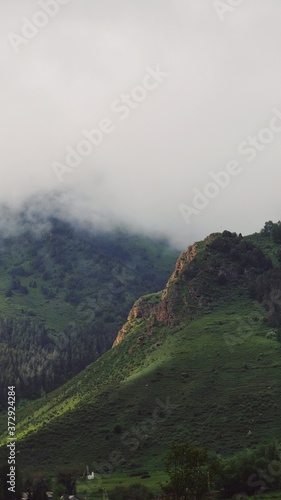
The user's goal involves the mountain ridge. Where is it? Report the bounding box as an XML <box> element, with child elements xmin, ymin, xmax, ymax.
<box><xmin>1</xmin><ymin>224</ymin><xmax>281</xmax><ymax>490</ymax></box>
<box><xmin>114</xmin><ymin>230</ymin><xmax>272</xmax><ymax>346</ymax></box>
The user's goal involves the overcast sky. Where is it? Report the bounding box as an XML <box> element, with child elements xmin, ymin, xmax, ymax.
<box><xmin>1</xmin><ymin>0</ymin><xmax>281</xmax><ymax>248</ymax></box>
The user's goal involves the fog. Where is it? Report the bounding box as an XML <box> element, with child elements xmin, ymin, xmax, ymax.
<box><xmin>1</xmin><ymin>0</ymin><xmax>281</xmax><ymax>248</ymax></box>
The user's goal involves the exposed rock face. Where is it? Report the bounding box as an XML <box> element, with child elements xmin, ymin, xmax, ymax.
<box><xmin>162</xmin><ymin>244</ymin><xmax>198</xmax><ymax>297</ymax></box>
<box><xmin>113</xmin><ymin>231</ymin><xmax>272</xmax><ymax>347</ymax></box>
<box><xmin>113</xmin><ymin>293</ymin><xmax>162</xmax><ymax>346</ymax></box>
<box><xmin>113</xmin><ymin>323</ymin><xmax>130</xmax><ymax>346</ymax></box>
<box><xmin>113</xmin><ymin>244</ymin><xmax>200</xmax><ymax>346</ymax></box>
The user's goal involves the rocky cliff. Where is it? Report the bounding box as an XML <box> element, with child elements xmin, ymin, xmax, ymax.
<box><xmin>113</xmin><ymin>231</ymin><xmax>272</xmax><ymax>347</ymax></box>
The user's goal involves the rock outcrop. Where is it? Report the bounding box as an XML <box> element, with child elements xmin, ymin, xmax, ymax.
<box><xmin>113</xmin><ymin>231</ymin><xmax>272</xmax><ymax>347</ymax></box>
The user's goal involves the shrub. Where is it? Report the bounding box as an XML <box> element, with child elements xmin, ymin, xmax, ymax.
<box><xmin>221</xmin><ymin>441</ymin><xmax>281</xmax><ymax>498</ymax></box>
<box><xmin>271</xmin><ymin>222</ymin><xmax>281</xmax><ymax>244</ymax></box>
<box><xmin>249</xmin><ymin>268</ymin><xmax>281</xmax><ymax>327</ymax></box>
<box><xmin>261</xmin><ymin>221</ymin><xmax>274</xmax><ymax>236</ymax></box>
<box><xmin>163</xmin><ymin>440</ymin><xmax>218</xmax><ymax>499</ymax></box>
<box><xmin>276</xmin><ymin>249</ymin><xmax>281</xmax><ymax>263</ymax></box>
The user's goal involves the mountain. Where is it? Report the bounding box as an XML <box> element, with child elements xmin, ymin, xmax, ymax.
<box><xmin>0</xmin><ymin>210</ymin><xmax>178</xmax><ymax>407</ymax></box>
<box><xmin>1</xmin><ymin>226</ymin><xmax>281</xmax><ymax>489</ymax></box>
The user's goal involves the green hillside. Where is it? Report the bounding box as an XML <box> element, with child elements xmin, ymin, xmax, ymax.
<box><xmin>1</xmin><ymin>226</ymin><xmax>281</xmax><ymax>497</ymax></box>
<box><xmin>0</xmin><ymin>210</ymin><xmax>178</xmax><ymax>406</ymax></box>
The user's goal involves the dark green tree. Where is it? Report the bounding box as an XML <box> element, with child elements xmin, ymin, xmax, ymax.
<box><xmin>55</xmin><ymin>468</ymin><xmax>78</xmax><ymax>495</ymax></box>
<box><xmin>271</xmin><ymin>222</ymin><xmax>281</xmax><ymax>244</ymax></box>
<box><xmin>261</xmin><ymin>221</ymin><xmax>274</xmax><ymax>237</ymax></box>
<box><xmin>30</xmin><ymin>475</ymin><xmax>49</xmax><ymax>500</ymax></box>
<box><xmin>163</xmin><ymin>440</ymin><xmax>217</xmax><ymax>500</ymax></box>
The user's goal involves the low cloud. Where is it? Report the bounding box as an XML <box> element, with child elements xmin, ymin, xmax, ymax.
<box><xmin>1</xmin><ymin>0</ymin><xmax>281</xmax><ymax>248</ymax></box>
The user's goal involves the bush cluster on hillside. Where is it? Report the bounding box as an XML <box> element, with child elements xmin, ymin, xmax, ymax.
<box><xmin>208</xmin><ymin>231</ymin><xmax>272</xmax><ymax>273</ymax></box>
<box><xmin>161</xmin><ymin>440</ymin><xmax>281</xmax><ymax>499</ymax></box>
<box><xmin>249</xmin><ymin>268</ymin><xmax>281</xmax><ymax>327</ymax></box>
<box><xmin>261</xmin><ymin>220</ymin><xmax>281</xmax><ymax>244</ymax></box>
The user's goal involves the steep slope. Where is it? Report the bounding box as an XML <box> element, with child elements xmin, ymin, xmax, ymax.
<box><xmin>1</xmin><ymin>229</ymin><xmax>281</xmax><ymax>478</ymax></box>
<box><xmin>0</xmin><ymin>210</ymin><xmax>178</xmax><ymax>406</ymax></box>
<box><xmin>114</xmin><ymin>231</ymin><xmax>272</xmax><ymax>344</ymax></box>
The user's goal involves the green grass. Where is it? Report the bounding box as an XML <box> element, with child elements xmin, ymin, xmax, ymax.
<box><xmin>2</xmin><ymin>297</ymin><xmax>281</xmax><ymax>477</ymax></box>
<box><xmin>76</xmin><ymin>471</ymin><xmax>166</xmax><ymax>498</ymax></box>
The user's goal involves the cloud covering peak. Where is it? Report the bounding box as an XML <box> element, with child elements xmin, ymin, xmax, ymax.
<box><xmin>1</xmin><ymin>0</ymin><xmax>281</xmax><ymax>247</ymax></box>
